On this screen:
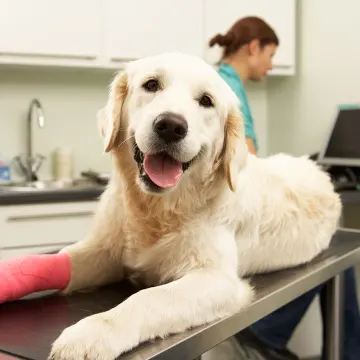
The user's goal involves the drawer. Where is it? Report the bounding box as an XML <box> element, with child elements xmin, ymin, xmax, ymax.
<box><xmin>0</xmin><ymin>244</ymin><xmax>68</xmax><ymax>259</ymax></box>
<box><xmin>0</xmin><ymin>202</ymin><xmax>97</xmax><ymax>248</ymax></box>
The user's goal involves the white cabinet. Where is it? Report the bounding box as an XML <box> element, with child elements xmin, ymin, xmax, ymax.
<box><xmin>204</xmin><ymin>0</ymin><xmax>296</xmax><ymax>75</ymax></box>
<box><xmin>0</xmin><ymin>202</ymin><xmax>97</xmax><ymax>259</ymax></box>
<box><xmin>104</xmin><ymin>0</ymin><xmax>204</xmax><ymax>64</ymax></box>
<box><xmin>0</xmin><ymin>0</ymin><xmax>102</xmax><ymax>67</ymax></box>
<box><xmin>0</xmin><ymin>0</ymin><xmax>296</xmax><ymax>75</ymax></box>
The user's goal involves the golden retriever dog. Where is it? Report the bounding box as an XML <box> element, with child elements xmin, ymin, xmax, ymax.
<box><xmin>49</xmin><ymin>52</ymin><xmax>342</xmax><ymax>360</ymax></box>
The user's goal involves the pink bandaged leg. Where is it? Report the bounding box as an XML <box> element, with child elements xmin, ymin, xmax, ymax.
<box><xmin>0</xmin><ymin>252</ymin><xmax>71</xmax><ymax>304</ymax></box>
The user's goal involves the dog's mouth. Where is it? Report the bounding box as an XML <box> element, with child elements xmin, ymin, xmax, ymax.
<box><xmin>133</xmin><ymin>143</ymin><xmax>193</xmax><ymax>189</ymax></box>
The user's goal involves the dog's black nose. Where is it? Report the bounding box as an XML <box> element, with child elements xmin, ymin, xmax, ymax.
<box><xmin>153</xmin><ymin>112</ymin><xmax>188</xmax><ymax>143</ymax></box>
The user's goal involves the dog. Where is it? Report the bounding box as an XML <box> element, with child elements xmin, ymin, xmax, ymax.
<box><xmin>49</xmin><ymin>52</ymin><xmax>342</xmax><ymax>360</ymax></box>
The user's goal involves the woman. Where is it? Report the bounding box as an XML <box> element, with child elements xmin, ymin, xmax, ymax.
<box><xmin>208</xmin><ymin>16</ymin><xmax>360</xmax><ymax>360</ymax></box>
<box><xmin>210</xmin><ymin>16</ymin><xmax>277</xmax><ymax>155</ymax></box>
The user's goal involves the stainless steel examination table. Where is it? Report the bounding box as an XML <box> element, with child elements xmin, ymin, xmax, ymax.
<box><xmin>0</xmin><ymin>228</ymin><xmax>359</xmax><ymax>360</ymax></box>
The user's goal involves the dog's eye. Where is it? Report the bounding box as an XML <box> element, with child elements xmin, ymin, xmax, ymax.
<box><xmin>199</xmin><ymin>94</ymin><xmax>214</xmax><ymax>108</ymax></box>
<box><xmin>142</xmin><ymin>79</ymin><xmax>160</xmax><ymax>92</ymax></box>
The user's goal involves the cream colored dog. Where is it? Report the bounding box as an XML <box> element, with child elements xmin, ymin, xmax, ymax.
<box><xmin>49</xmin><ymin>52</ymin><xmax>342</xmax><ymax>360</ymax></box>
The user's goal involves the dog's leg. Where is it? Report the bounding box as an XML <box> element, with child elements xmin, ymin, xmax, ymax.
<box><xmin>49</xmin><ymin>269</ymin><xmax>253</xmax><ymax>360</ymax></box>
<box><xmin>59</xmin><ymin>190</ymin><xmax>125</xmax><ymax>294</ymax></box>
<box><xmin>59</xmin><ymin>239</ymin><xmax>123</xmax><ymax>294</ymax></box>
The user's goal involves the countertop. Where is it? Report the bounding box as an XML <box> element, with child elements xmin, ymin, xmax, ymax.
<box><xmin>0</xmin><ymin>185</ymin><xmax>105</xmax><ymax>205</ymax></box>
<box><xmin>1</xmin><ymin>229</ymin><xmax>360</xmax><ymax>360</ymax></box>
<box><xmin>0</xmin><ymin>184</ymin><xmax>359</xmax><ymax>206</ymax></box>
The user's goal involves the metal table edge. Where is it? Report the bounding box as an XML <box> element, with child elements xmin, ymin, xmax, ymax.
<box><xmin>121</xmin><ymin>230</ymin><xmax>360</xmax><ymax>360</ymax></box>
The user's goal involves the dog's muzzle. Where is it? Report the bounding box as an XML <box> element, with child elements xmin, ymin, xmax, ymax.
<box><xmin>132</xmin><ymin>112</ymin><xmax>200</xmax><ymax>191</ymax></box>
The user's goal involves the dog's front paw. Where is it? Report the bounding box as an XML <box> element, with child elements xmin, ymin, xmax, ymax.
<box><xmin>49</xmin><ymin>314</ymin><xmax>136</xmax><ymax>360</ymax></box>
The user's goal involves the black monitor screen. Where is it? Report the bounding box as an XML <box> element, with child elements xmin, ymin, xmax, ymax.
<box><xmin>324</xmin><ymin>109</ymin><xmax>360</xmax><ymax>159</ymax></box>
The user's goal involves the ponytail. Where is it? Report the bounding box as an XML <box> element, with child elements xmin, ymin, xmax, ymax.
<box><xmin>208</xmin><ymin>16</ymin><xmax>279</xmax><ymax>59</ymax></box>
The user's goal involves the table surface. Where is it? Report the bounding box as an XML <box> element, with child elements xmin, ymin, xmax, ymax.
<box><xmin>0</xmin><ymin>229</ymin><xmax>360</xmax><ymax>360</ymax></box>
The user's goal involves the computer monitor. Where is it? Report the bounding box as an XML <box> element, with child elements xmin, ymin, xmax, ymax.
<box><xmin>318</xmin><ymin>108</ymin><xmax>360</xmax><ymax>167</ymax></box>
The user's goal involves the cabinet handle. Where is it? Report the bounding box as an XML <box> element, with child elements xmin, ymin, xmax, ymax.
<box><xmin>110</xmin><ymin>57</ymin><xmax>137</xmax><ymax>62</ymax></box>
<box><xmin>6</xmin><ymin>211</ymin><xmax>94</xmax><ymax>222</ymax></box>
<box><xmin>0</xmin><ymin>52</ymin><xmax>97</xmax><ymax>60</ymax></box>
<box><xmin>272</xmin><ymin>64</ymin><xmax>292</xmax><ymax>69</ymax></box>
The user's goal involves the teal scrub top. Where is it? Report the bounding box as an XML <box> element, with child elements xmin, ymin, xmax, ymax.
<box><xmin>217</xmin><ymin>63</ymin><xmax>258</xmax><ymax>151</ymax></box>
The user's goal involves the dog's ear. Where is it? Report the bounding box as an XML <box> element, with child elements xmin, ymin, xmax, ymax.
<box><xmin>222</xmin><ymin>106</ymin><xmax>248</xmax><ymax>192</ymax></box>
<box><xmin>98</xmin><ymin>70</ymin><xmax>128</xmax><ymax>153</ymax></box>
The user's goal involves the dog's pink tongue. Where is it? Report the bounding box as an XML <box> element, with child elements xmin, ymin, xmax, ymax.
<box><xmin>144</xmin><ymin>153</ymin><xmax>183</xmax><ymax>188</ymax></box>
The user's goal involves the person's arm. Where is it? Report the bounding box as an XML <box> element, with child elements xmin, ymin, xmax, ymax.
<box><xmin>238</xmin><ymin>91</ymin><xmax>258</xmax><ymax>156</ymax></box>
<box><xmin>246</xmin><ymin>137</ymin><xmax>257</xmax><ymax>155</ymax></box>
<box><xmin>217</xmin><ymin>71</ymin><xmax>258</xmax><ymax>155</ymax></box>
<box><xmin>243</xmin><ymin>116</ymin><xmax>257</xmax><ymax>155</ymax></box>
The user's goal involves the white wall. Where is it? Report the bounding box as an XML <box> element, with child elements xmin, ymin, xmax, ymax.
<box><xmin>267</xmin><ymin>0</ymin><xmax>360</xmax><ymax>358</ymax></box>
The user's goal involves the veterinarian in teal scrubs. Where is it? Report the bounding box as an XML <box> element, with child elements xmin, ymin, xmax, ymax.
<box><xmin>209</xmin><ymin>16</ymin><xmax>360</xmax><ymax>360</ymax></box>
<box><xmin>218</xmin><ymin>63</ymin><xmax>259</xmax><ymax>153</ymax></box>
<box><xmin>209</xmin><ymin>16</ymin><xmax>278</xmax><ymax>155</ymax></box>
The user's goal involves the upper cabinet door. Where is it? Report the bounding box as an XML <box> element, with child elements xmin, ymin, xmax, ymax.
<box><xmin>104</xmin><ymin>0</ymin><xmax>204</xmax><ymax>62</ymax></box>
<box><xmin>204</xmin><ymin>0</ymin><xmax>296</xmax><ymax>74</ymax></box>
<box><xmin>0</xmin><ymin>0</ymin><xmax>102</xmax><ymax>59</ymax></box>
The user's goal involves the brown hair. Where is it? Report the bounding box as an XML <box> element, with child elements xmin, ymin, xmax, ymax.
<box><xmin>209</xmin><ymin>16</ymin><xmax>279</xmax><ymax>59</ymax></box>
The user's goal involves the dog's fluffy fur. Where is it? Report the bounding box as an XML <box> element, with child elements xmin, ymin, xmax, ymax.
<box><xmin>49</xmin><ymin>53</ymin><xmax>342</xmax><ymax>360</ymax></box>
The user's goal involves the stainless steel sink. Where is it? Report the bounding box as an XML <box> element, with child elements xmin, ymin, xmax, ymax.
<box><xmin>0</xmin><ymin>178</ymin><xmax>102</xmax><ymax>193</ymax></box>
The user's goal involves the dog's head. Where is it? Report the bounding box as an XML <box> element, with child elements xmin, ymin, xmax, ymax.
<box><xmin>99</xmin><ymin>53</ymin><xmax>248</xmax><ymax>195</ymax></box>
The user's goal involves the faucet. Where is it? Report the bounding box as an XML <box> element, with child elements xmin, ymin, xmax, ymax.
<box><xmin>26</xmin><ymin>99</ymin><xmax>45</xmax><ymax>181</ymax></box>
<box><xmin>14</xmin><ymin>99</ymin><xmax>46</xmax><ymax>182</ymax></box>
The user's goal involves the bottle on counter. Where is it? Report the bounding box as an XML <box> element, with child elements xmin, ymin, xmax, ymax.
<box><xmin>52</xmin><ymin>147</ymin><xmax>73</xmax><ymax>181</ymax></box>
<box><xmin>0</xmin><ymin>153</ymin><xmax>11</xmax><ymax>184</ymax></box>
